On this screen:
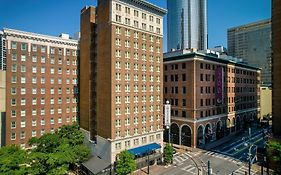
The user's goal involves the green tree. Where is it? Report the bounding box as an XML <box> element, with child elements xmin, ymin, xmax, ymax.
<box><xmin>0</xmin><ymin>145</ymin><xmax>29</xmax><ymax>175</ymax></box>
<box><xmin>163</xmin><ymin>143</ymin><xmax>173</xmax><ymax>164</ymax></box>
<box><xmin>116</xmin><ymin>150</ymin><xmax>136</xmax><ymax>175</ymax></box>
<box><xmin>28</xmin><ymin>124</ymin><xmax>90</xmax><ymax>175</ymax></box>
<box><xmin>267</xmin><ymin>140</ymin><xmax>281</xmax><ymax>174</ymax></box>
<box><xmin>0</xmin><ymin>125</ymin><xmax>90</xmax><ymax>175</ymax></box>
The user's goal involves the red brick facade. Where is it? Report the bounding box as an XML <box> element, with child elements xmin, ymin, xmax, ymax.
<box><xmin>3</xmin><ymin>29</ymin><xmax>78</xmax><ymax>147</ymax></box>
<box><xmin>164</xmin><ymin>52</ymin><xmax>261</xmax><ymax>147</ymax></box>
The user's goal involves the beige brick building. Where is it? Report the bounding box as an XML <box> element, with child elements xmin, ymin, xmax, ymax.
<box><xmin>80</xmin><ymin>0</ymin><xmax>166</xmax><ymax>164</ymax></box>
<box><xmin>163</xmin><ymin>51</ymin><xmax>261</xmax><ymax>148</ymax></box>
<box><xmin>0</xmin><ymin>28</ymin><xmax>79</xmax><ymax>147</ymax></box>
<box><xmin>260</xmin><ymin>86</ymin><xmax>272</xmax><ymax>120</ymax></box>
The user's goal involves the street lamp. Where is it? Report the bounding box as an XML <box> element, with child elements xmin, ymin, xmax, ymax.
<box><xmin>244</xmin><ymin>142</ymin><xmax>257</xmax><ymax>175</ymax></box>
<box><xmin>164</xmin><ymin>100</ymin><xmax>171</xmax><ymax>143</ymax></box>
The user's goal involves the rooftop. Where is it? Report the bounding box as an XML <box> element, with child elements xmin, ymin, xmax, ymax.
<box><xmin>128</xmin><ymin>0</ymin><xmax>167</xmax><ymax>14</ymax></box>
<box><xmin>2</xmin><ymin>28</ymin><xmax>78</xmax><ymax>45</ymax></box>
<box><xmin>228</xmin><ymin>18</ymin><xmax>271</xmax><ymax>32</ymax></box>
<box><xmin>164</xmin><ymin>51</ymin><xmax>261</xmax><ymax>71</ymax></box>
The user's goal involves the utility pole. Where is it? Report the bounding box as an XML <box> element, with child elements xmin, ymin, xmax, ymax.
<box><xmin>208</xmin><ymin>161</ymin><xmax>211</xmax><ymax>175</ymax></box>
<box><xmin>147</xmin><ymin>150</ymin><xmax>150</xmax><ymax>174</ymax></box>
<box><xmin>168</xmin><ymin>126</ymin><xmax>171</xmax><ymax>143</ymax></box>
<box><xmin>261</xmin><ymin>159</ymin><xmax>264</xmax><ymax>175</ymax></box>
<box><xmin>248</xmin><ymin>157</ymin><xmax>251</xmax><ymax>175</ymax></box>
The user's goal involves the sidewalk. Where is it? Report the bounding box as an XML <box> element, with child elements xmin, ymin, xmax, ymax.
<box><xmin>131</xmin><ymin>164</ymin><xmax>170</xmax><ymax>175</ymax></box>
<box><xmin>205</xmin><ymin>127</ymin><xmax>262</xmax><ymax>150</ymax></box>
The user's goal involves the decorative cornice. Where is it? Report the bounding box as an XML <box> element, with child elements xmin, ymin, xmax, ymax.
<box><xmin>128</xmin><ymin>0</ymin><xmax>167</xmax><ymax>15</ymax></box>
<box><xmin>3</xmin><ymin>28</ymin><xmax>78</xmax><ymax>47</ymax></box>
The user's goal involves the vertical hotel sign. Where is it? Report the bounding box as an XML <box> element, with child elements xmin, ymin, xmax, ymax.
<box><xmin>164</xmin><ymin>102</ymin><xmax>171</xmax><ymax>126</ymax></box>
<box><xmin>215</xmin><ymin>66</ymin><xmax>224</xmax><ymax>105</ymax></box>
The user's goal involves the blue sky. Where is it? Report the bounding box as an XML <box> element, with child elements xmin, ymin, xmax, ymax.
<box><xmin>0</xmin><ymin>0</ymin><xmax>271</xmax><ymax>52</ymax></box>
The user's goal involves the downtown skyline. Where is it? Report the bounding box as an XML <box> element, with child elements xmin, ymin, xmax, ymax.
<box><xmin>0</xmin><ymin>0</ymin><xmax>271</xmax><ymax>51</ymax></box>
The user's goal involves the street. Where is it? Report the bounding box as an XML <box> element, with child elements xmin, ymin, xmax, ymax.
<box><xmin>212</xmin><ymin>127</ymin><xmax>268</xmax><ymax>162</ymax></box>
<box><xmin>156</xmin><ymin>150</ymin><xmax>256</xmax><ymax>175</ymax></box>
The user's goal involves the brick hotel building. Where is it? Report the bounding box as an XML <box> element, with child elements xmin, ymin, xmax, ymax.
<box><xmin>80</xmin><ymin>0</ymin><xmax>166</xmax><ymax>164</ymax></box>
<box><xmin>272</xmin><ymin>0</ymin><xmax>281</xmax><ymax>137</ymax></box>
<box><xmin>0</xmin><ymin>29</ymin><xmax>79</xmax><ymax>147</ymax></box>
<box><xmin>163</xmin><ymin>50</ymin><xmax>261</xmax><ymax>148</ymax></box>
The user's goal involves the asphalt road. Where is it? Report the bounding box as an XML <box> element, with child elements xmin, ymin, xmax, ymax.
<box><xmin>159</xmin><ymin>150</ymin><xmax>256</xmax><ymax>175</ymax></box>
<box><xmin>213</xmin><ymin>127</ymin><xmax>267</xmax><ymax>163</ymax></box>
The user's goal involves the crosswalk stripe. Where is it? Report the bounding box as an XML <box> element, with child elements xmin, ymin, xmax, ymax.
<box><xmin>173</xmin><ymin>157</ymin><xmax>181</xmax><ymax>164</ymax></box>
<box><xmin>180</xmin><ymin>154</ymin><xmax>189</xmax><ymax>160</ymax></box>
<box><xmin>181</xmin><ymin>165</ymin><xmax>193</xmax><ymax>171</ymax></box>
<box><xmin>183</xmin><ymin>152</ymin><xmax>190</xmax><ymax>156</ymax></box>
<box><xmin>232</xmin><ymin>166</ymin><xmax>256</xmax><ymax>175</ymax></box>
<box><xmin>177</xmin><ymin>156</ymin><xmax>185</xmax><ymax>161</ymax></box>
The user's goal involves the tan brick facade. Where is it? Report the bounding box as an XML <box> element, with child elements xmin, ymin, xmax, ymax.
<box><xmin>80</xmin><ymin>0</ymin><xmax>166</xmax><ymax>163</ymax></box>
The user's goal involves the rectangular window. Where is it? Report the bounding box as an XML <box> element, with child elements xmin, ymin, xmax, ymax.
<box><xmin>32</xmin><ymin>66</ymin><xmax>37</xmax><ymax>73</ymax></box>
<box><xmin>32</xmin><ymin>130</ymin><xmax>37</xmax><ymax>137</ymax></box>
<box><xmin>21</xmin><ymin>43</ymin><xmax>27</xmax><ymax>51</ymax></box>
<box><xmin>41</xmin><ymin>98</ymin><xmax>45</xmax><ymax>105</ymax></box>
<box><xmin>21</xmin><ymin>98</ymin><xmax>26</xmax><ymax>106</ymax></box>
<box><xmin>41</xmin><ymin>56</ymin><xmax>45</xmax><ymax>63</ymax></box>
<box><xmin>12</xmin><ymin>53</ymin><xmax>17</xmax><ymax>60</ymax></box>
<box><xmin>11</xmin><ymin>41</ymin><xmax>17</xmax><ymax>49</ymax></box>
<box><xmin>21</xmin><ymin>65</ymin><xmax>26</xmax><ymax>73</ymax></box>
<box><xmin>32</xmin><ymin>44</ymin><xmax>37</xmax><ymax>52</ymax></box>
<box><xmin>11</xmin><ymin>76</ymin><xmax>16</xmax><ymax>83</ymax></box>
<box><xmin>20</xmin><ymin>88</ymin><xmax>26</xmax><ymax>95</ymax></box>
<box><xmin>32</xmin><ymin>77</ymin><xmax>36</xmax><ymax>84</ymax></box>
<box><xmin>32</xmin><ymin>98</ymin><xmax>37</xmax><ymax>105</ymax></box>
<box><xmin>41</xmin><ymin>46</ymin><xmax>46</xmax><ymax>53</ymax></box>
<box><xmin>32</xmin><ymin>56</ymin><xmax>37</xmax><ymax>62</ymax></box>
<box><xmin>32</xmin><ymin>109</ymin><xmax>37</xmax><ymax>116</ymax></box>
<box><xmin>116</xmin><ymin>15</ymin><xmax>121</xmax><ymax>22</ymax></box>
<box><xmin>11</xmin><ymin>121</ymin><xmax>16</xmax><ymax>129</ymax></box>
<box><xmin>32</xmin><ymin>88</ymin><xmax>37</xmax><ymax>94</ymax></box>
<box><xmin>134</xmin><ymin>10</ymin><xmax>139</xmax><ymax>17</ymax></box>
<box><xmin>20</xmin><ymin>110</ymin><xmax>25</xmax><ymax>117</ymax></box>
<box><xmin>11</xmin><ymin>99</ymin><xmax>16</xmax><ymax>106</ymax></box>
<box><xmin>116</xmin><ymin>3</ymin><xmax>121</xmax><ymax>11</ymax></box>
<box><xmin>21</xmin><ymin>55</ymin><xmax>26</xmax><ymax>62</ymax></box>
<box><xmin>11</xmin><ymin>133</ymin><xmax>16</xmax><ymax>140</ymax></box>
<box><xmin>11</xmin><ymin>64</ymin><xmax>17</xmax><ymax>72</ymax></box>
<box><xmin>41</xmin><ymin>67</ymin><xmax>45</xmax><ymax>74</ymax></box>
<box><xmin>32</xmin><ymin>120</ymin><xmax>37</xmax><ymax>127</ymax></box>
<box><xmin>21</xmin><ymin>120</ymin><xmax>26</xmax><ymax>128</ymax></box>
<box><xmin>142</xmin><ymin>13</ymin><xmax>146</xmax><ymax>19</ymax></box>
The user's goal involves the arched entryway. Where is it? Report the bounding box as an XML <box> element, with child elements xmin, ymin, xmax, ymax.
<box><xmin>216</xmin><ymin>120</ymin><xmax>223</xmax><ymax>139</ymax></box>
<box><xmin>226</xmin><ymin>118</ymin><xmax>231</xmax><ymax>135</ymax></box>
<box><xmin>236</xmin><ymin>116</ymin><xmax>241</xmax><ymax>131</ymax></box>
<box><xmin>171</xmin><ymin>123</ymin><xmax>180</xmax><ymax>144</ymax></box>
<box><xmin>163</xmin><ymin>128</ymin><xmax>169</xmax><ymax>143</ymax></box>
<box><xmin>243</xmin><ymin>115</ymin><xmax>248</xmax><ymax>129</ymax></box>
<box><xmin>197</xmin><ymin>125</ymin><xmax>204</xmax><ymax>147</ymax></box>
<box><xmin>231</xmin><ymin>117</ymin><xmax>236</xmax><ymax>132</ymax></box>
<box><xmin>181</xmin><ymin>125</ymin><xmax>192</xmax><ymax>147</ymax></box>
<box><xmin>205</xmin><ymin>123</ymin><xmax>212</xmax><ymax>144</ymax></box>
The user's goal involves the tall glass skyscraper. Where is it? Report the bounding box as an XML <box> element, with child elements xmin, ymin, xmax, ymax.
<box><xmin>167</xmin><ymin>0</ymin><xmax>208</xmax><ymax>51</ymax></box>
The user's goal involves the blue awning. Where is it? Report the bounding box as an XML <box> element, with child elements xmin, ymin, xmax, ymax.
<box><xmin>128</xmin><ymin>143</ymin><xmax>161</xmax><ymax>156</ymax></box>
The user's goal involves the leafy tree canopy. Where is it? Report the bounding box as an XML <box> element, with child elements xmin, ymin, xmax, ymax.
<box><xmin>267</xmin><ymin>140</ymin><xmax>281</xmax><ymax>174</ymax></box>
<box><xmin>0</xmin><ymin>145</ymin><xmax>29</xmax><ymax>175</ymax></box>
<box><xmin>163</xmin><ymin>143</ymin><xmax>173</xmax><ymax>164</ymax></box>
<box><xmin>116</xmin><ymin>150</ymin><xmax>136</xmax><ymax>175</ymax></box>
<box><xmin>0</xmin><ymin>124</ymin><xmax>90</xmax><ymax>175</ymax></box>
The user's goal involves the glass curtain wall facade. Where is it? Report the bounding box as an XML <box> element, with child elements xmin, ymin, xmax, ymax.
<box><xmin>167</xmin><ymin>0</ymin><xmax>207</xmax><ymax>51</ymax></box>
